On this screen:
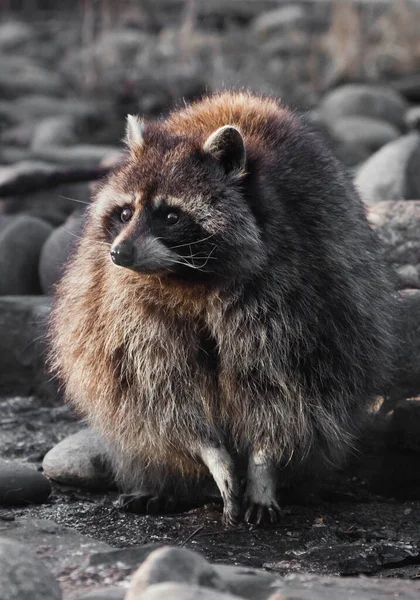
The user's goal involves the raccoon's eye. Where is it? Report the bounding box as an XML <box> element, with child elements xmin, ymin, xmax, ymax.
<box><xmin>166</xmin><ymin>211</ymin><xmax>179</xmax><ymax>225</ymax></box>
<box><xmin>120</xmin><ymin>207</ymin><xmax>133</xmax><ymax>223</ymax></box>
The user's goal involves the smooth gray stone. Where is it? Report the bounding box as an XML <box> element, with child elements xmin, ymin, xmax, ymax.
<box><xmin>0</xmin><ymin>295</ymin><xmax>56</xmax><ymax>399</ymax></box>
<box><xmin>355</xmin><ymin>132</ymin><xmax>420</xmax><ymax>203</ymax></box>
<box><xmin>130</xmin><ymin>583</ymin><xmax>246</xmax><ymax>600</ymax></box>
<box><xmin>0</xmin><ymin>536</ymin><xmax>61</xmax><ymax>600</ymax></box>
<box><xmin>43</xmin><ymin>429</ymin><xmax>113</xmax><ymax>491</ymax></box>
<box><xmin>0</xmin><ymin>459</ymin><xmax>51</xmax><ymax>506</ymax></box>
<box><xmin>0</xmin><ymin>215</ymin><xmax>53</xmax><ymax>295</ymax></box>
<box><xmin>126</xmin><ymin>547</ymin><xmax>227</xmax><ymax>600</ymax></box>
<box><xmin>320</xmin><ymin>84</ymin><xmax>408</xmax><ymax>129</ymax></box>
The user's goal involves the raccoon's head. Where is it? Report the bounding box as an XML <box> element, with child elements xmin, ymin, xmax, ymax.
<box><xmin>91</xmin><ymin>115</ymin><xmax>266</xmax><ymax>285</ymax></box>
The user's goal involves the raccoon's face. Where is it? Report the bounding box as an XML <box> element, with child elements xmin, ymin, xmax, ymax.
<box><xmin>92</xmin><ymin>117</ymin><xmax>265</xmax><ymax>285</ymax></box>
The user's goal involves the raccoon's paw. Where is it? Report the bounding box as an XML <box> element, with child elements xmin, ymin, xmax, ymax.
<box><xmin>243</xmin><ymin>482</ymin><xmax>282</xmax><ymax>526</ymax></box>
<box><xmin>244</xmin><ymin>499</ymin><xmax>282</xmax><ymax>526</ymax></box>
<box><xmin>116</xmin><ymin>491</ymin><xmax>179</xmax><ymax>515</ymax></box>
<box><xmin>222</xmin><ymin>497</ymin><xmax>242</xmax><ymax>528</ymax></box>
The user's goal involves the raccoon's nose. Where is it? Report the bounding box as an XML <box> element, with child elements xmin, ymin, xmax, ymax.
<box><xmin>110</xmin><ymin>241</ymin><xmax>135</xmax><ymax>267</ymax></box>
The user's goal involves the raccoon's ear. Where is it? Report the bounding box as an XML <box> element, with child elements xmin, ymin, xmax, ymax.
<box><xmin>125</xmin><ymin>115</ymin><xmax>145</xmax><ymax>151</ymax></box>
<box><xmin>203</xmin><ymin>125</ymin><xmax>246</xmax><ymax>174</ymax></box>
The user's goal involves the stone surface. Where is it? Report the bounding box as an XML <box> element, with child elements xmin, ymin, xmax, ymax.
<box><xmin>43</xmin><ymin>429</ymin><xmax>113</xmax><ymax>491</ymax></box>
<box><xmin>0</xmin><ymin>296</ymin><xmax>55</xmax><ymax>399</ymax></box>
<box><xmin>132</xmin><ymin>583</ymin><xmax>245</xmax><ymax>600</ymax></box>
<box><xmin>384</xmin><ymin>290</ymin><xmax>420</xmax><ymax>410</ymax></box>
<box><xmin>32</xmin><ymin>144</ymin><xmax>121</xmax><ymax>168</ymax></box>
<box><xmin>328</xmin><ymin>116</ymin><xmax>399</xmax><ymax>153</ymax></box>
<box><xmin>320</xmin><ymin>84</ymin><xmax>408</xmax><ymax>129</ymax></box>
<box><xmin>0</xmin><ymin>459</ymin><xmax>51</xmax><ymax>506</ymax></box>
<box><xmin>367</xmin><ymin>201</ymin><xmax>420</xmax><ymax>288</ymax></box>
<box><xmin>77</xmin><ymin>590</ymin><xmax>125</xmax><ymax>600</ymax></box>
<box><xmin>252</xmin><ymin>6</ymin><xmax>306</xmax><ymax>38</ymax></box>
<box><xmin>0</xmin><ymin>517</ymin><xmax>112</xmax><ymax>586</ymax></box>
<box><xmin>0</xmin><ymin>215</ymin><xmax>53</xmax><ymax>295</ymax></box>
<box><xmin>88</xmin><ymin>545</ymin><xmax>161</xmax><ymax>568</ymax></box>
<box><xmin>126</xmin><ymin>547</ymin><xmax>227</xmax><ymax>600</ymax></box>
<box><xmin>355</xmin><ymin>132</ymin><xmax>420</xmax><ymax>203</ymax></box>
<box><xmin>39</xmin><ymin>211</ymin><xmax>84</xmax><ymax>294</ymax></box>
<box><xmin>0</xmin><ymin>536</ymin><xmax>61</xmax><ymax>600</ymax></box>
<box><xmin>31</xmin><ymin>116</ymin><xmax>77</xmax><ymax>150</ymax></box>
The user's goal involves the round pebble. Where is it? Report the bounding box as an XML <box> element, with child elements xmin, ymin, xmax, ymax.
<box><xmin>42</xmin><ymin>429</ymin><xmax>113</xmax><ymax>491</ymax></box>
<box><xmin>0</xmin><ymin>459</ymin><xmax>51</xmax><ymax>506</ymax></box>
<box><xmin>126</xmin><ymin>546</ymin><xmax>227</xmax><ymax>600</ymax></box>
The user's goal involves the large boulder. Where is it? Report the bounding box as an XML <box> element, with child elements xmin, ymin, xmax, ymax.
<box><xmin>328</xmin><ymin>116</ymin><xmax>399</xmax><ymax>155</ymax></box>
<box><xmin>384</xmin><ymin>290</ymin><xmax>420</xmax><ymax>410</ymax></box>
<box><xmin>320</xmin><ymin>84</ymin><xmax>408</xmax><ymax>129</ymax></box>
<box><xmin>355</xmin><ymin>132</ymin><xmax>420</xmax><ymax>203</ymax></box>
<box><xmin>0</xmin><ymin>215</ymin><xmax>53</xmax><ymax>295</ymax></box>
<box><xmin>0</xmin><ymin>537</ymin><xmax>61</xmax><ymax>600</ymax></box>
<box><xmin>39</xmin><ymin>211</ymin><xmax>84</xmax><ymax>294</ymax></box>
<box><xmin>0</xmin><ymin>296</ymin><xmax>56</xmax><ymax>400</ymax></box>
<box><xmin>367</xmin><ymin>201</ymin><xmax>420</xmax><ymax>289</ymax></box>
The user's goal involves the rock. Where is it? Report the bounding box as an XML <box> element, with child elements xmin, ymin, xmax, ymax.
<box><xmin>77</xmin><ymin>590</ymin><xmax>125</xmax><ymax>600</ymax></box>
<box><xmin>126</xmin><ymin>547</ymin><xmax>227</xmax><ymax>600</ymax></box>
<box><xmin>320</xmin><ymin>84</ymin><xmax>408</xmax><ymax>130</ymax></box>
<box><xmin>31</xmin><ymin>116</ymin><xmax>77</xmax><ymax>150</ymax></box>
<box><xmin>268</xmin><ymin>573</ymin><xmax>420</xmax><ymax>599</ymax></box>
<box><xmin>131</xmin><ymin>583</ymin><xmax>245</xmax><ymax>600</ymax></box>
<box><xmin>388</xmin><ymin>398</ymin><xmax>420</xmax><ymax>452</ymax></box>
<box><xmin>394</xmin><ymin>264</ymin><xmax>420</xmax><ymax>290</ymax></box>
<box><xmin>39</xmin><ymin>211</ymin><xmax>84</xmax><ymax>294</ymax></box>
<box><xmin>0</xmin><ymin>459</ymin><xmax>51</xmax><ymax>506</ymax></box>
<box><xmin>0</xmin><ymin>21</ymin><xmax>34</xmax><ymax>52</ymax></box>
<box><xmin>0</xmin><ymin>296</ymin><xmax>56</xmax><ymax>399</ymax></box>
<box><xmin>0</xmin><ymin>537</ymin><xmax>61</xmax><ymax>600</ymax></box>
<box><xmin>42</xmin><ymin>429</ymin><xmax>113</xmax><ymax>491</ymax></box>
<box><xmin>252</xmin><ymin>6</ymin><xmax>306</xmax><ymax>39</ymax></box>
<box><xmin>328</xmin><ymin>116</ymin><xmax>399</xmax><ymax>154</ymax></box>
<box><xmin>391</xmin><ymin>73</ymin><xmax>420</xmax><ymax>103</ymax></box>
<box><xmin>355</xmin><ymin>132</ymin><xmax>420</xmax><ymax>203</ymax></box>
<box><xmin>405</xmin><ymin>106</ymin><xmax>420</xmax><ymax>131</ymax></box>
<box><xmin>88</xmin><ymin>545</ymin><xmax>161</xmax><ymax>568</ymax></box>
<box><xmin>367</xmin><ymin>201</ymin><xmax>420</xmax><ymax>287</ymax></box>
<box><xmin>384</xmin><ymin>290</ymin><xmax>420</xmax><ymax>410</ymax></box>
<box><xmin>0</xmin><ymin>56</ymin><xmax>64</xmax><ymax>99</ymax></box>
<box><xmin>32</xmin><ymin>144</ymin><xmax>121</xmax><ymax>168</ymax></box>
<box><xmin>0</xmin><ymin>517</ymin><xmax>112</xmax><ymax>577</ymax></box>
<box><xmin>214</xmin><ymin>566</ymin><xmax>279</xmax><ymax>600</ymax></box>
<box><xmin>0</xmin><ymin>215</ymin><xmax>53</xmax><ymax>295</ymax></box>
<box><xmin>14</xmin><ymin>95</ymin><xmax>101</xmax><ymax>121</ymax></box>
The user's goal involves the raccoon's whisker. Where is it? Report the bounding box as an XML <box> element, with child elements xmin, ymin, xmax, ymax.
<box><xmin>171</xmin><ymin>258</ymin><xmax>211</xmax><ymax>273</ymax></box>
<box><xmin>168</xmin><ymin>233</ymin><xmax>216</xmax><ymax>251</ymax></box>
<box><xmin>61</xmin><ymin>228</ymin><xmax>109</xmax><ymax>248</ymax></box>
<box><xmin>59</xmin><ymin>195</ymin><xmax>91</xmax><ymax>206</ymax></box>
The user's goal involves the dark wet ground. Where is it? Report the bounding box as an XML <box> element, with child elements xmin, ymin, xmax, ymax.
<box><xmin>2</xmin><ymin>394</ymin><xmax>420</xmax><ymax>598</ymax></box>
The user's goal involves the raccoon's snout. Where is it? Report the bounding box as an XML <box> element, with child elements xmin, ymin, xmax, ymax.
<box><xmin>111</xmin><ymin>241</ymin><xmax>135</xmax><ymax>267</ymax></box>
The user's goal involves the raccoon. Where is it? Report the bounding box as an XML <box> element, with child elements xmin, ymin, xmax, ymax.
<box><xmin>50</xmin><ymin>91</ymin><xmax>396</xmax><ymax>526</ymax></box>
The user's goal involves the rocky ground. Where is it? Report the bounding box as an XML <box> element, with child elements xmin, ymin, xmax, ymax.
<box><xmin>2</xmin><ymin>1</ymin><xmax>420</xmax><ymax>599</ymax></box>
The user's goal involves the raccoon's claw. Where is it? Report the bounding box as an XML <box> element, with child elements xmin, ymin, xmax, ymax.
<box><xmin>244</xmin><ymin>499</ymin><xmax>282</xmax><ymax>527</ymax></box>
<box><xmin>222</xmin><ymin>502</ymin><xmax>241</xmax><ymax>528</ymax></box>
<box><xmin>117</xmin><ymin>492</ymin><xmax>178</xmax><ymax>515</ymax></box>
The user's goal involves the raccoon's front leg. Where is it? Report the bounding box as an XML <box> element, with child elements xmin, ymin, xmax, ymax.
<box><xmin>244</xmin><ymin>450</ymin><xmax>281</xmax><ymax>526</ymax></box>
<box><xmin>199</xmin><ymin>444</ymin><xmax>242</xmax><ymax>527</ymax></box>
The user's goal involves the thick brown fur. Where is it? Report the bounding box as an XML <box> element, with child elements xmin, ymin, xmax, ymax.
<box><xmin>49</xmin><ymin>91</ymin><xmax>396</xmax><ymax>522</ymax></box>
